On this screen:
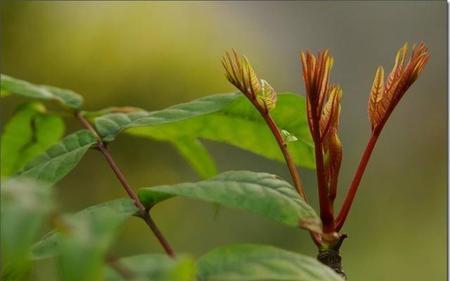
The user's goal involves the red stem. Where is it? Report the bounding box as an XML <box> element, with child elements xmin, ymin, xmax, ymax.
<box><xmin>262</xmin><ymin>111</ymin><xmax>307</xmax><ymax>200</ymax></box>
<box><xmin>311</xmin><ymin>118</ymin><xmax>335</xmax><ymax>234</ymax></box>
<box><xmin>335</xmin><ymin>131</ymin><xmax>380</xmax><ymax>231</ymax></box>
<box><xmin>76</xmin><ymin>112</ymin><xmax>176</xmax><ymax>257</ymax></box>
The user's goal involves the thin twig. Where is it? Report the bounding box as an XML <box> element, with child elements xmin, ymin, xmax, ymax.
<box><xmin>252</xmin><ymin>102</ymin><xmax>308</xmax><ymax>201</ymax></box>
<box><xmin>76</xmin><ymin>112</ymin><xmax>176</xmax><ymax>257</ymax></box>
<box><xmin>335</xmin><ymin>132</ymin><xmax>379</xmax><ymax>231</ymax></box>
<box><xmin>248</xmin><ymin>99</ymin><xmax>322</xmax><ymax>244</ymax></box>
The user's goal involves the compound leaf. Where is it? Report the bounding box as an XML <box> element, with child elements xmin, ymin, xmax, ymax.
<box><xmin>95</xmin><ymin>93</ymin><xmax>314</xmax><ymax>169</ymax></box>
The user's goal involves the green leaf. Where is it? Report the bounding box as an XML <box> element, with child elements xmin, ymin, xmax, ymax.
<box><xmin>172</xmin><ymin>138</ymin><xmax>217</xmax><ymax>178</ymax></box>
<box><xmin>13</xmin><ymin>130</ymin><xmax>97</xmax><ymax>186</ymax></box>
<box><xmin>58</xmin><ymin>203</ymin><xmax>133</xmax><ymax>281</ymax></box>
<box><xmin>1</xmin><ymin>102</ymin><xmax>65</xmax><ymax>178</ymax></box>
<box><xmin>95</xmin><ymin>93</ymin><xmax>314</xmax><ymax>169</ymax></box>
<box><xmin>1</xmin><ymin>179</ymin><xmax>54</xmax><ymax>280</ymax></box>
<box><xmin>105</xmin><ymin>255</ymin><xmax>196</xmax><ymax>281</ymax></box>
<box><xmin>281</xmin><ymin>129</ymin><xmax>298</xmax><ymax>143</ymax></box>
<box><xmin>1</xmin><ymin>74</ymin><xmax>83</xmax><ymax>109</ymax></box>
<box><xmin>197</xmin><ymin>244</ymin><xmax>344</xmax><ymax>281</ymax></box>
<box><xmin>138</xmin><ymin>171</ymin><xmax>320</xmax><ymax>232</ymax></box>
<box><xmin>32</xmin><ymin>198</ymin><xmax>138</xmax><ymax>260</ymax></box>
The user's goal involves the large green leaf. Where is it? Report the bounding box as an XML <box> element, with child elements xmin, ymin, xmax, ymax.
<box><xmin>138</xmin><ymin>171</ymin><xmax>320</xmax><ymax>232</ymax></box>
<box><xmin>106</xmin><ymin>255</ymin><xmax>196</xmax><ymax>281</ymax></box>
<box><xmin>1</xmin><ymin>102</ymin><xmax>65</xmax><ymax>178</ymax></box>
<box><xmin>197</xmin><ymin>244</ymin><xmax>344</xmax><ymax>281</ymax></box>
<box><xmin>95</xmin><ymin>93</ymin><xmax>315</xmax><ymax>169</ymax></box>
<box><xmin>1</xmin><ymin>74</ymin><xmax>83</xmax><ymax>109</ymax></box>
<box><xmin>58</xmin><ymin>203</ymin><xmax>134</xmax><ymax>281</ymax></box>
<box><xmin>13</xmin><ymin>130</ymin><xmax>97</xmax><ymax>186</ymax></box>
<box><xmin>32</xmin><ymin>198</ymin><xmax>138</xmax><ymax>260</ymax></box>
<box><xmin>1</xmin><ymin>179</ymin><xmax>54</xmax><ymax>280</ymax></box>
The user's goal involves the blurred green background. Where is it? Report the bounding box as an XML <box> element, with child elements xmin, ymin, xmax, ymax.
<box><xmin>1</xmin><ymin>1</ymin><xmax>446</xmax><ymax>280</ymax></box>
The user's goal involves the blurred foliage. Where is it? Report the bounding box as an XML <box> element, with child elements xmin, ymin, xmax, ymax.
<box><xmin>1</xmin><ymin>102</ymin><xmax>64</xmax><ymax>177</ymax></box>
<box><xmin>1</xmin><ymin>2</ymin><xmax>446</xmax><ymax>281</ymax></box>
<box><xmin>1</xmin><ymin>180</ymin><xmax>53</xmax><ymax>280</ymax></box>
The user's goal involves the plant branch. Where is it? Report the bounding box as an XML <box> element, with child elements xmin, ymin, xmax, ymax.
<box><xmin>76</xmin><ymin>112</ymin><xmax>176</xmax><ymax>257</ymax></box>
<box><xmin>335</xmin><ymin>131</ymin><xmax>380</xmax><ymax>231</ymax></box>
<box><xmin>254</xmin><ymin>102</ymin><xmax>323</xmax><ymax>245</ymax></box>
<box><xmin>311</xmin><ymin>118</ymin><xmax>335</xmax><ymax>234</ymax></box>
<box><xmin>253</xmin><ymin>103</ymin><xmax>307</xmax><ymax>201</ymax></box>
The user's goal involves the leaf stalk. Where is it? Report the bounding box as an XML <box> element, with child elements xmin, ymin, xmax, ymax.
<box><xmin>335</xmin><ymin>130</ymin><xmax>379</xmax><ymax>231</ymax></box>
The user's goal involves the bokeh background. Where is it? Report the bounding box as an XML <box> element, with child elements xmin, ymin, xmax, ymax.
<box><xmin>1</xmin><ymin>1</ymin><xmax>447</xmax><ymax>280</ymax></box>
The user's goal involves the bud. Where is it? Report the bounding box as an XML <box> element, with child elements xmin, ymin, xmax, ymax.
<box><xmin>368</xmin><ymin>42</ymin><xmax>430</xmax><ymax>131</ymax></box>
<box><xmin>300</xmin><ymin>50</ymin><xmax>334</xmax><ymax>135</ymax></box>
<box><xmin>257</xmin><ymin>79</ymin><xmax>278</xmax><ymax>111</ymax></box>
<box><xmin>222</xmin><ymin>49</ymin><xmax>261</xmax><ymax>99</ymax></box>
<box><xmin>320</xmin><ymin>85</ymin><xmax>342</xmax><ymax>141</ymax></box>
<box><xmin>281</xmin><ymin>129</ymin><xmax>298</xmax><ymax>143</ymax></box>
<box><xmin>320</xmin><ymin>86</ymin><xmax>343</xmax><ymax>198</ymax></box>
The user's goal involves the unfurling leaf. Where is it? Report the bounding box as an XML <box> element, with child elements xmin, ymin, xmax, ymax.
<box><xmin>222</xmin><ymin>49</ymin><xmax>261</xmax><ymax>98</ymax></box>
<box><xmin>257</xmin><ymin>79</ymin><xmax>278</xmax><ymax>110</ymax></box>
<box><xmin>320</xmin><ymin>86</ymin><xmax>343</xmax><ymax>199</ymax></box>
<box><xmin>281</xmin><ymin>129</ymin><xmax>298</xmax><ymax>143</ymax></box>
<box><xmin>326</xmin><ymin>132</ymin><xmax>342</xmax><ymax>201</ymax></box>
<box><xmin>222</xmin><ymin>49</ymin><xmax>279</xmax><ymax>111</ymax></box>
<box><xmin>300</xmin><ymin>50</ymin><xmax>335</xmax><ymax>134</ymax></box>
<box><xmin>320</xmin><ymin>86</ymin><xmax>342</xmax><ymax>142</ymax></box>
<box><xmin>368</xmin><ymin>66</ymin><xmax>385</xmax><ymax>130</ymax></box>
<box><xmin>368</xmin><ymin>42</ymin><xmax>430</xmax><ymax>131</ymax></box>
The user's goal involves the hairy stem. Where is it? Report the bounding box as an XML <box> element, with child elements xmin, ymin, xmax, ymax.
<box><xmin>335</xmin><ymin>132</ymin><xmax>380</xmax><ymax>231</ymax></box>
<box><xmin>76</xmin><ymin>112</ymin><xmax>176</xmax><ymax>257</ymax></box>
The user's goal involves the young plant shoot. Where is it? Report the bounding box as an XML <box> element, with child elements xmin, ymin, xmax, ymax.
<box><xmin>1</xmin><ymin>42</ymin><xmax>429</xmax><ymax>281</ymax></box>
